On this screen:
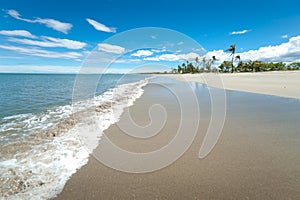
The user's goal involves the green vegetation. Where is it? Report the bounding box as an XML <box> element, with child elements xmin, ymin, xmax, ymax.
<box><xmin>173</xmin><ymin>44</ymin><xmax>300</xmax><ymax>74</ymax></box>
<box><xmin>175</xmin><ymin>59</ymin><xmax>300</xmax><ymax>74</ymax></box>
<box><xmin>219</xmin><ymin>60</ymin><xmax>300</xmax><ymax>72</ymax></box>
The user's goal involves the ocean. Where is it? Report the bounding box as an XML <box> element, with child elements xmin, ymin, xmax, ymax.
<box><xmin>0</xmin><ymin>73</ymin><xmax>151</xmax><ymax>199</ymax></box>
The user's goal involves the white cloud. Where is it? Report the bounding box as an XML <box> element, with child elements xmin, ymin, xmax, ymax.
<box><xmin>144</xmin><ymin>57</ymin><xmax>160</xmax><ymax>61</ymax></box>
<box><xmin>178</xmin><ymin>52</ymin><xmax>202</xmax><ymax>61</ymax></box>
<box><xmin>151</xmin><ymin>35</ymin><xmax>157</xmax><ymax>39</ymax></box>
<box><xmin>230</xmin><ymin>29</ymin><xmax>250</xmax><ymax>35</ymax></box>
<box><xmin>151</xmin><ymin>49</ymin><xmax>166</xmax><ymax>53</ymax></box>
<box><xmin>0</xmin><ymin>30</ymin><xmax>36</xmax><ymax>38</ymax></box>
<box><xmin>131</xmin><ymin>50</ymin><xmax>153</xmax><ymax>57</ymax></box>
<box><xmin>86</xmin><ymin>18</ymin><xmax>116</xmax><ymax>33</ymax></box>
<box><xmin>205</xmin><ymin>35</ymin><xmax>300</xmax><ymax>63</ymax></box>
<box><xmin>240</xmin><ymin>35</ymin><xmax>300</xmax><ymax>62</ymax></box>
<box><xmin>158</xmin><ymin>54</ymin><xmax>180</xmax><ymax>61</ymax></box>
<box><xmin>9</xmin><ymin>36</ymin><xmax>87</xmax><ymax>49</ymax></box>
<box><xmin>7</xmin><ymin>10</ymin><xmax>20</xmax><ymax>18</ymax></box>
<box><xmin>281</xmin><ymin>34</ymin><xmax>288</xmax><ymax>39</ymax></box>
<box><xmin>114</xmin><ymin>59</ymin><xmax>142</xmax><ymax>64</ymax></box>
<box><xmin>97</xmin><ymin>43</ymin><xmax>125</xmax><ymax>54</ymax></box>
<box><xmin>7</xmin><ymin>10</ymin><xmax>72</xmax><ymax>34</ymax></box>
<box><xmin>142</xmin><ymin>54</ymin><xmax>179</xmax><ymax>62</ymax></box>
<box><xmin>0</xmin><ymin>45</ymin><xmax>82</xmax><ymax>59</ymax></box>
<box><xmin>34</xmin><ymin>19</ymin><xmax>72</xmax><ymax>34</ymax></box>
<box><xmin>142</xmin><ymin>52</ymin><xmax>202</xmax><ymax>62</ymax></box>
<box><xmin>177</xmin><ymin>41</ymin><xmax>184</xmax><ymax>45</ymax></box>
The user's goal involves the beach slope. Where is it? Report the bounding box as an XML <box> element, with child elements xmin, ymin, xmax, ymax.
<box><xmin>55</xmin><ymin>77</ymin><xmax>300</xmax><ymax>200</ymax></box>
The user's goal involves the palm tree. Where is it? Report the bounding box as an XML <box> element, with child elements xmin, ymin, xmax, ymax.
<box><xmin>234</xmin><ymin>55</ymin><xmax>242</xmax><ymax>72</ymax></box>
<box><xmin>235</xmin><ymin>55</ymin><xmax>240</xmax><ymax>70</ymax></box>
<box><xmin>219</xmin><ymin>61</ymin><xmax>232</xmax><ymax>72</ymax></box>
<box><xmin>226</xmin><ymin>44</ymin><xmax>236</xmax><ymax>73</ymax></box>
<box><xmin>195</xmin><ymin>57</ymin><xmax>200</xmax><ymax>72</ymax></box>
<box><xmin>195</xmin><ymin>57</ymin><xmax>199</xmax><ymax>67</ymax></box>
<box><xmin>211</xmin><ymin>56</ymin><xmax>217</xmax><ymax>66</ymax></box>
<box><xmin>211</xmin><ymin>56</ymin><xmax>217</xmax><ymax>72</ymax></box>
<box><xmin>206</xmin><ymin>56</ymin><xmax>217</xmax><ymax>72</ymax></box>
<box><xmin>212</xmin><ymin>56</ymin><xmax>217</xmax><ymax>62</ymax></box>
<box><xmin>202</xmin><ymin>57</ymin><xmax>207</xmax><ymax>71</ymax></box>
<box><xmin>235</xmin><ymin>55</ymin><xmax>240</xmax><ymax>62</ymax></box>
<box><xmin>177</xmin><ymin>65</ymin><xmax>182</xmax><ymax>73</ymax></box>
<box><xmin>182</xmin><ymin>63</ymin><xmax>186</xmax><ymax>73</ymax></box>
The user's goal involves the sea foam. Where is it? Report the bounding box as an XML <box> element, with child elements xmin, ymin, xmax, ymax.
<box><xmin>0</xmin><ymin>77</ymin><xmax>150</xmax><ymax>199</ymax></box>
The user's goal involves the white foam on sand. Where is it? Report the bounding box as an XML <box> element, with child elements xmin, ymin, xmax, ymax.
<box><xmin>0</xmin><ymin>77</ymin><xmax>151</xmax><ymax>199</ymax></box>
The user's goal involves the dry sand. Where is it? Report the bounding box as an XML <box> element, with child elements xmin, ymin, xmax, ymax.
<box><xmin>54</xmin><ymin>78</ymin><xmax>300</xmax><ymax>200</ymax></box>
<box><xmin>160</xmin><ymin>71</ymin><xmax>300</xmax><ymax>99</ymax></box>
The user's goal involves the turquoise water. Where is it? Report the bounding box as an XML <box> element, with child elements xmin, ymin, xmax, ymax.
<box><xmin>0</xmin><ymin>73</ymin><xmax>151</xmax><ymax>199</ymax></box>
<box><xmin>0</xmin><ymin>73</ymin><xmax>149</xmax><ymax>118</ymax></box>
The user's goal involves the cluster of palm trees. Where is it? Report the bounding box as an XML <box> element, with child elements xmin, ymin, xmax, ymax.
<box><xmin>174</xmin><ymin>56</ymin><xmax>217</xmax><ymax>74</ymax></box>
<box><xmin>218</xmin><ymin>60</ymin><xmax>300</xmax><ymax>72</ymax></box>
<box><xmin>173</xmin><ymin>44</ymin><xmax>300</xmax><ymax>73</ymax></box>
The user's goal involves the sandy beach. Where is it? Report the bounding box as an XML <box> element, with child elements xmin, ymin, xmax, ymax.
<box><xmin>54</xmin><ymin>76</ymin><xmax>300</xmax><ymax>200</ymax></box>
<box><xmin>160</xmin><ymin>71</ymin><xmax>300</xmax><ymax>99</ymax></box>
<box><xmin>1</xmin><ymin>0</ymin><xmax>300</xmax><ymax>199</ymax></box>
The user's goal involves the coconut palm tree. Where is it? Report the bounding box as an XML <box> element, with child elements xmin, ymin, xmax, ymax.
<box><xmin>195</xmin><ymin>57</ymin><xmax>200</xmax><ymax>72</ymax></box>
<box><xmin>226</xmin><ymin>44</ymin><xmax>236</xmax><ymax>73</ymax></box>
<box><xmin>212</xmin><ymin>56</ymin><xmax>217</xmax><ymax>62</ymax></box>
<box><xmin>195</xmin><ymin>57</ymin><xmax>199</xmax><ymax>67</ymax></box>
<box><xmin>211</xmin><ymin>56</ymin><xmax>217</xmax><ymax>66</ymax></box>
<box><xmin>211</xmin><ymin>56</ymin><xmax>217</xmax><ymax>72</ymax></box>
<box><xmin>234</xmin><ymin>55</ymin><xmax>243</xmax><ymax>72</ymax></box>
<box><xmin>182</xmin><ymin>63</ymin><xmax>186</xmax><ymax>73</ymax></box>
<box><xmin>202</xmin><ymin>57</ymin><xmax>207</xmax><ymax>72</ymax></box>
<box><xmin>206</xmin><ymin>56</ymin><xmax>217</xmax><ymax>72</ymax></box>
<box><xmin>235</xmin><ymin>55</ymin><xmax>241</xmax><ymax>70</ymax></box>
<box><xmin>177</xmin><ymin>65</ymin><xmax>182</xmax><ymax>73</ymax></box>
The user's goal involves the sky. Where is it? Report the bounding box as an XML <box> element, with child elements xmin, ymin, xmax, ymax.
<box><xmin>0</xmin><ymin>0</ymin><xmax>300</xmax><ymax>73</ymax></box>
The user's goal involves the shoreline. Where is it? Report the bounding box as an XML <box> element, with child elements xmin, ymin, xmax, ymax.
<box><xmin>159</xmin><ymin>71</ymin><xmax>300</xmax><ymax>99</ymax></box>
<box><xmin>0</xmin><ymin>75</ymin><xmax>150</xmax><ymax>199</ymax></box>
<box><xmin>54</xmin><ymin>77</ymin><xmax>300</xmax><ymax>200</ymax></box>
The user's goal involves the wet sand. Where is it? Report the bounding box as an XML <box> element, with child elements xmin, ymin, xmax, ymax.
<box><xmin>161</xmin><ymin>71</ymin><xmax>300</xmax><ymax>99</ymax></box>
<box><xmin>54</xmin><ymin>77</ymin><xmax>300</xmax><ymax>200</ymax></box>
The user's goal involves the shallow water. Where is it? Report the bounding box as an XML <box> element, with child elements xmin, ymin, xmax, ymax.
<box><xmin>0</xmin><ymin>73</ymin><xmax>151</xmax><ymax>199</ymax></box>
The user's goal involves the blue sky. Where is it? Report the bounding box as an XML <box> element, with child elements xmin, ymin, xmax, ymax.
<box><xmin>0</xmin><ymin>0</ymin><xmax>300</xmax><ymax>73</ymax></box>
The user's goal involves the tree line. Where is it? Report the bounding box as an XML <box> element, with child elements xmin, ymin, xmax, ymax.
<box><xmin>173</xmin><ymin>44</ymin><xmax>300</xmax><ymax>73</ymax></box>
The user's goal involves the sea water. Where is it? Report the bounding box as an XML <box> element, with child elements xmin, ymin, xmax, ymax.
<box><xmin>0</xmin><ymin>73</ymin><xmax>151</xmax><ymax>199</ymax></box>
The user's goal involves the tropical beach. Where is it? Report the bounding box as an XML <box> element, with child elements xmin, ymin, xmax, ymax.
<box><xmin>1</xmin><ymin>0</ymin><xmax>300</xmax><ymax>199</ymax></box>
